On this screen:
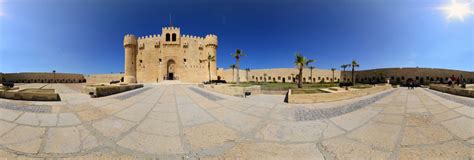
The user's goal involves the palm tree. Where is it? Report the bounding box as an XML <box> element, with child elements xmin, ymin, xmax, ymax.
<box><xmin>229</xmin><ymin>64</ymin><xmax>236</xmax><ymax>82</ymax></box>
<box><xmin>294</xmin><ymin>53</ymin><xmax>314</xmax><ymax>88</ymax></box>
<box><xmin>351</xmin><ymin>60</ymin><xmax>359</xmax><ymax>84</ymax></box>
<box><xmin>200</xmin><ymin>55</ymin><xmax>216</xmax><ymax>82</ymax></box>
<box><xmin>263</xmin><ymin>73</ymin><xmax>267</xmax><ymax>82</ymax></box>
<box><xmin>309</xmin><ymin>66</ymin><xmax>315</xmax><ymax>83</ymax></box>
<box><xmin>231</xmin><ymin>49</ymin><xmax>245</xmax><ymax>84</ymax></box>
<box><xmin>331</xmin><ymin>68</ymin><xmax>336</xmax><ymax>83</ymax></box>
<box><xmin>245</xmin><ymin>68</ymin><xmax>250</xmax><ymax>81</ymax></box>
<box><xmin>340</xmin><ymin>64</ymin><xmax>350</xmax><ymax>82</ymax></box>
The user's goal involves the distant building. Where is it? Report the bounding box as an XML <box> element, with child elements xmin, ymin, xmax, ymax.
<box><xmin>0</xmin><ymin>72</ymin><xmax>85</xmax><ymax>83</ymax></box>
<box><xmin>216</xmin><ymin>67</ymin><xmax>474</xmax><ymax>85</ymax></box>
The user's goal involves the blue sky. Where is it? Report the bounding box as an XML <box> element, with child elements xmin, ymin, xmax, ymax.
<box><xmin>0</xmin><ymin>0</ymin><xmax>473</xmax><ymax>74</ymax></box>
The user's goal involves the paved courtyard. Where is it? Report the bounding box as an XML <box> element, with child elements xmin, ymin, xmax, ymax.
<box><xmin>0</xmin><ymin>84</ymin><xmax>473</xmax><ymax>159</ymax></box>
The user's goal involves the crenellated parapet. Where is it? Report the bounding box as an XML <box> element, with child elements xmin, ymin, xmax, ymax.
<box><xmin>123</xmin><ymin>34</ymin><xmax>138</xmax><ymax>47</ymax></box>
<box><xmin>162</xmin><ymin>27</ymin><xmax>180</xmax><ymax>32</ymax></box>
<box><xmin>205</xmin><ymin>34</ymin><xmax>218</xmax><ymax>48</ymax></box>
<box><xmin>137</xmin><ymin>34</ymin><xmax>161</xmax><ymax>41</ymax></box>
<box><xmin>181</xmin><ymin>34</ymin><xmax>204</xmax><ymax>40</ymax></box>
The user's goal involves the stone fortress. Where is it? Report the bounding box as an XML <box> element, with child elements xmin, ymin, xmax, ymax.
<box><xmin>123</xmin><ymin>27</ymin><xmax>218</xmax><ymax>83</ymax></box>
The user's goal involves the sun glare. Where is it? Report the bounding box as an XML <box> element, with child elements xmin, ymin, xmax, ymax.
<box><xmin>440</xmin><ymin>0</ymin><xmax>474</xmax><ymax>21</ymax></box>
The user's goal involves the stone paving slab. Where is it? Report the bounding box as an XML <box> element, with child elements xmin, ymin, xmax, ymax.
<box><xmin>92</xmin><ymin>117</ymin><xmax>136</xmax><ymax>138</ymax></box>
<box><xmin>441</xmin><ymin>116</ymin><xmax>474</xmax><ymax>140</ymax></box>
<box><xmin>216</xmin><ymin>142</ymin><xmax>325</xmax><ymax>159</ymax></box>
<box><xmin>115</xmin><ymin>102</ymin><xmax>154</xmax><ymax>122</ymax></box>
<box><xmin>177</xmin><ymin>103</ymin><xmax>214</xmax><ymax>126</ymax></box>
<box><xmin>209</xmin><ymin>107</ymin><xmax>261</xmax><ymax>133</ymax></box>
<box><xmin>0</xmin><ymin>86</ymin><xmax>473</xmax><ymax>159</ymax></box>
<box><xmin>321</xmin><ymin>137</ymin><xmax>391</xmax><ymax>159</ymax></box>
<box><xmin>117</xmin><ymin>131</ymin><xmax>186</xmax><ymax>155</ymax></box>
<box><xmin>183</xmin><ymin>122</ymin><xmax>238</xmax><ymax>150</ymax></box>
<box><xmin>256</xmin><ymin>120</ymin><xmax>326</xmax><ymax>142</ymax></box>
<box><xmin>0</xmin><ymin>108</ymin><xmax>22</xmax><ymax>121</ymax></box>
<box><xmin>57</xmin><ymin>112</ymin><xmax>81</xmax><ymax>126</ymax></box>
<box><xmin>44</xmin><ymin>127</ymin><xmax>81</xmax><ymax>154</ymax></box>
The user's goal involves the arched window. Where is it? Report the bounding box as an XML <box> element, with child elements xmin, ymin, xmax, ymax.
<box><xmin>166</xmin><ymin>33</ymin><xmax>170</xmax><ymax>41</ymax></box>
<box><xmin>172</xmin><ymin>33</ymin><xmax>177</xmax><ymax>41</ymax></box>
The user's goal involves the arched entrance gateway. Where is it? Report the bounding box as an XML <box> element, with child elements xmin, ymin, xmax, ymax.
<box><xmin>166</xmin><ymin>59</ymin><xmax>176</xmax><ymax>80</ymax></box>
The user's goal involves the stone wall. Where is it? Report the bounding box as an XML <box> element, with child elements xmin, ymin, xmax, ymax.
<box><xmin>429</xmin><ymin>84</ymin><xmax>474</xmax><ymax>98</ymax></box>
<box><xmin>84</xmin><ymin>84</ymin><xmax>143</xmax><ymax>97</ymax></box>
<box><xmin>0</xmin><ymin>72</ymin><xmax>85</xmax><ymax>83</ymax></box>
<box><xmin>218</xmin><ymin>68</ymin><xmax>341</xmax><ymax>83</ymax></box>
<box><xmin>85</xmin><ymin>73</ymin><xmax>124</xmax><ymax>84</ymax></box>
<box><xmin>0</xmin><ymin>88</ymin><xmax>60</xmax><ymax>101</ymax></box>
<box><xmin>346</xmin><ymin>68</ymin><xmax>474</xmax><ymax>85</ymax></box>
<box><xmin>215</xmin><ymin>67</ymin><xmax>474</xmax><ymax>86</ymax></box>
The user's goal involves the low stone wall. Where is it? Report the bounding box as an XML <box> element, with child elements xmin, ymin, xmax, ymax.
<box><xmin>287</xmin><ymin>85</ymin><xmax>392</xmax><ymax>104</ymax></box>
<box><xmin>0</xmin><ymin>88</ymin><xmax>60</xmax><ymax>101</ymax></box>
<box><xmin>85</xmin><ymin>74</ymin><xmax>124</xmax><ymax>84</ymax></box>
<box><xmin>200</xmin><ymin>84</ymin><xmax>261</xmax><ymax>97</ymax></box>
<box><xmin>429</xmin><ymin>84</ymin><xmax>474</xmax><ymax>98</ymax></box>
<box><xmin>84</xmin><ymin>84</ymin><xmax>143</xmax><ymax>98</ymax></box>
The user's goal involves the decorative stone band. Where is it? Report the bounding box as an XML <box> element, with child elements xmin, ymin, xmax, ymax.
<box><xmin>424</xmin><ymin>88</ymin><xmax>473</xmax><ymax>107</ymax></box>
<box><xmin>0</xmin><ymin>101</ymin><xmax>52</xmax><ymax>113</ymax></box>
<box><xmin>114</xmin><ymin>87</ymin><xmax>151</xmax><ymax>100</ymax></box>
<box><xmin>295</xmin><ymin>89</ymin><xmax>396</xmax><ymax>121</ymax></box>
<box><xmin>189</xmin><ymin>86</ymin><xmax>224</xmax><ymax>101</ymax></box>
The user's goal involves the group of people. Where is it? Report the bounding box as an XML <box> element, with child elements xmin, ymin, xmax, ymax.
<box><xmin>406</xmin><ymin>75</ymin><xmax>466</xmax><ymax>90</ymax></box>
<box><xmin>447</xmin><ymin>75</ymin><xmax>466</xmax><ymax>88</ymax></box>
<box><xmin>407</xmin><ymin>80</ymin><xmax>416</xmax><ymax>90</ymax></box>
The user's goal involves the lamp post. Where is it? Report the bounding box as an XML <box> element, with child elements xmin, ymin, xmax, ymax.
<box><xmin>331</xmin><ymin>68</ymin><xmax>336</xmax><ymax>83</ymax></box>
<box><xmin>53</xmin><ymin>70</ymin><xmax>56</xmax><ymax>83</ymax></box>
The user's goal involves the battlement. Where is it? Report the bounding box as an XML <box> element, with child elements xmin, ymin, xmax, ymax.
<box><xmin>162</xmin><ymin>27</ymin><xmax>180</xmax><ymax>31</ymax></box>
<box><xmin>162</xmin><ymin>27</ymin><xmax>181</xmax><ymax>35</ymax></box>
<box><xmin>137</xmin><ymin>34</ymin><xmax>161</xmax><ymax>40</ymax></box>
<box><xmin>123</xmin><ymin>34</ymin><xmax>138</xmax><ymax>47</ymax></box>
<box><xmin>182</xmin><ymin>34</ymin><xmax>205</xmax><ymax>40</ymax></box>
<box><xmin>205</xmin><ymin>34</ymin><xmax>218</xmax><ymax>47</ymax></box>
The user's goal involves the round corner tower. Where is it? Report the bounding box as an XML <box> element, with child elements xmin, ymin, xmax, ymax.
<box><xmin>123</xmin><ymin>34</ymin><xmax>138</xmax><ymax>83</ymax></box>
<box><xmin>205</xmin><ymin>34</ymin><xmax>218</xmax><ymax>79</ymax></box>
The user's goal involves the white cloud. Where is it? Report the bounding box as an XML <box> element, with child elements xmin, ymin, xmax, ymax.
<box><xmin>0</xmin><ymin>0</ymin><xmax>5</xmax><ymax>17</ymax></box>
<box><xmin>0</xmin><ymin>0</ymin><xmax>4</xmax><ymax>17</ymax></box>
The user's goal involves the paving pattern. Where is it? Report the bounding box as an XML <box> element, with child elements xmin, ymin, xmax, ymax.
<box><xmin>0</xmin><ymin>84</ymin><xmax>473</xmax><ymax>159</ymax></box>
<box><xmin>0</xmin><ymin>101</ymin><xmax>52</xmax><ymax>113</ymax></box>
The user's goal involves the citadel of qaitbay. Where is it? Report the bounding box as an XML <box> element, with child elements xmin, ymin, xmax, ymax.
<box><xmin>0</xmin><ymin>0</ymin><xmax>474</xmax><ymax>159</ymax></box>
